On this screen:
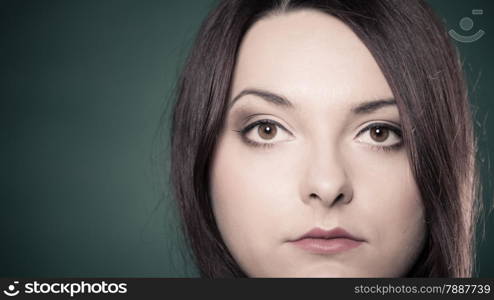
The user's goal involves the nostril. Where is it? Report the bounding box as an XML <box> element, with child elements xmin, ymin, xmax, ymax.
<box><xmin>309</xmin><ymin>192</ymin><xmax>344</xmax><ymax>202</ymax></box>
<box><xmin>307</xmin><ymin>192</ymin><xmax>349</xmax><ymax>206</ymax></box>
<box><xmin>334</xmin><ymin>193</ymin><xmax>344</xmax><ymax>203</ymax></box>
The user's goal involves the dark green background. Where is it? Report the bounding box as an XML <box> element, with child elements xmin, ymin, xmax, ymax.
<box><xmin>1</xmin><ymin>0</ymin><xmax>493</xmax><ymax>277</ymax></box>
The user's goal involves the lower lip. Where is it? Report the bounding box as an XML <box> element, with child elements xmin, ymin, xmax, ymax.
<box><xmin>291</xmin><ymin>238</ymin><xmax>363</xmax><ymax>254</ymax></box>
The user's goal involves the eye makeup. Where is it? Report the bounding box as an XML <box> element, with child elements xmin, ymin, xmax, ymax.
<box><xmin>354</xmin><ymin>122</ymin><xmax>403</xmax><ymax>152</ymax></box>
<box><xmin>233</xmin><ymin>118</ymin><xmax>403</xmax><ymax>152</ymax></box>
<box><xmin>233</xmin><ymin>119</ymin><xmax>292</xmax><ymax>149</ymax></box>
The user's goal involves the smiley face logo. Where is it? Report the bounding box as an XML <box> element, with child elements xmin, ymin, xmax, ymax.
<box><xmin>449</xmin><ymin>9</ymin><xmax>485</xmax><ymax>43</ymax></box>
<box><xmin>3</xmin><ymin>281</ymin><xmax>20</xmax><ymax>297</ymax></box>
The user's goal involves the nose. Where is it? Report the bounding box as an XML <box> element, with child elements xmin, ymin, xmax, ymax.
<box><xmin>299</xmin><ymin>143</ymin><xmax>353</xmax><ymax>207</ymax></box>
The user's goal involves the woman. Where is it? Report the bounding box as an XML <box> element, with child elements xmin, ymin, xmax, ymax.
<box><xmin>170</xmin><ymin>0</ymin><xmax>480</xmax><ymax>277</ymax></box>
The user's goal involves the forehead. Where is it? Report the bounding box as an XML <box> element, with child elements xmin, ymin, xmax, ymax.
<box><xmin>231</xmin><ymin>9</ymin><xmax>393</xmax><ymax>108</ymax></box>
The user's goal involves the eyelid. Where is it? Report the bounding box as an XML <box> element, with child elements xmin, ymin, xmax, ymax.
<box><xmin>239</xmin><ymin>113</ymin><xmax>294</xmax><ymax>134</ymax></box>
<box><xmin>355</xmin><ymin>122</ymin><xmax>402</xmax><ymax>138</ymax></box>
<box><xmin>241</xmin><ymin>119</ymin><xmax>292</xmax><ymax>135</ymax></box>
<box><xmin>236</xmin><ymin>118</ymin><xmax>295</xmax><ymax>149</ymax></box>
<box><xmin>241</xmin><ymin>113</ymin><xmax>271</xmax><ymax>125</ymax></box>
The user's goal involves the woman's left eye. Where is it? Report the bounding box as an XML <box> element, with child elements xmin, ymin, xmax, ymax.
<box><xmin>355</xmin><ymin>123</ymin><xmax>403</xmax><ymax>150</ymax></box>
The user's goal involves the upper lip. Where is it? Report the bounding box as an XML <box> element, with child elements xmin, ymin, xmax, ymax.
<box><xmin>293</xmin><ymin>227</ymin><xmax>365</xmax><ymax>242</ymax></box>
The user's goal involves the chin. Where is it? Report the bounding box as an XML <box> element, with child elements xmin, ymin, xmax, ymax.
<box><xmin>276</xmin><ymin>265</ymin><xmax>369</xmax><ymax>278</ymax></box>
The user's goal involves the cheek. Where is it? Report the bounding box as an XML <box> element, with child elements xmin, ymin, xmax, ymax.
<box><xmin>351</xmin><ymin>152</ymin><xmax>426</xmax><ymax>275</ymax></box>
<box><xmin>211</xmin><ymin>139</ymin><xmax>292</xmax><ymax>215</ymax></box>
<box><xmin>210</xmin><ymin>133</ymin><xmax>306</xmax><ymax>276</ymax></box>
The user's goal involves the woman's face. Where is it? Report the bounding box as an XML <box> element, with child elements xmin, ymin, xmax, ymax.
<box><xmin>209</xmin><ymin>9</ymin><xmax>426</xmax><ymax>277</ymax></box>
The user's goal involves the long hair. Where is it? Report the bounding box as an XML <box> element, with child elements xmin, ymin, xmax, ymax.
<box><xmin>170</xmin><ymin>0</ymin><xmax>480</xmax><ymax>277</ymax></box>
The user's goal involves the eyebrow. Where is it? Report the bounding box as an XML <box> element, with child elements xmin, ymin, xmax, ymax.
<box><xmin>229</xmin><ymin>88</ymin><xmax>396</xmax><ymax>115</ymax></box>
<box><xmin>229</xmin><ymin>88</ymin><xmax>294</xmax><ymax>109</ymax></box>
<box><xmin>351</xmin><ymin>98</ymin><xmax>397</xmax><ymax>114</ymax></box>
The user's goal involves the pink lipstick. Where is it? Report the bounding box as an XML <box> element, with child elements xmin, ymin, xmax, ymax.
<box><xmin>290</xmin><ymin>227</ymin><xmax>364</xmax><ymax>254</ymax></box>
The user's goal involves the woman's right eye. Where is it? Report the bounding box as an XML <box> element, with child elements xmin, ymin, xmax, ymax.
<box><xmin>238</xmin><ymin>119</ymin><xmax>293</xmax><ymax>148</ymax></box>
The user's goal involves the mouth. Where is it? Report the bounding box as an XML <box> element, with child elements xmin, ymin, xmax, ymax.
<box><xmin>289</xmin><ymin>227</ymin><xmax>365</xmax><ymax>254</ymax></box>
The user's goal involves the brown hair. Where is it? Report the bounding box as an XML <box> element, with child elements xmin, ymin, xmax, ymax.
<box><xmin>170</xmin><ymin>0</ymin><xmax>480</xmax><ymax>277</ymax></box>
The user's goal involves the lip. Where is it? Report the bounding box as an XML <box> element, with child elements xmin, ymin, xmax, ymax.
<box><xmin>290</xmin><ymin>227</ymin><xmax>365</xmax><ymax>254</ymax></box>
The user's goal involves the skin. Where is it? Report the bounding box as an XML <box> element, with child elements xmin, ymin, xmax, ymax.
<box><xmin>209</xmin><ymin>9</ymin><xmax>426</xmax><ymax>277</ymax></box>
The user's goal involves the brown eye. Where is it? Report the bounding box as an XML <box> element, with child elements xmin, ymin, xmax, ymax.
<box><xmin>258</xmin><ymin>123</ymin><xmax>277</xmax><ymax>140</ymax></box>
<box><xmin>370</xmin><ymin>126</ymin><xmax>389</xmax><ymax>142</ymax></box>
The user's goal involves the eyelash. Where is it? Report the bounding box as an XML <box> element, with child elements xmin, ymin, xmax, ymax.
<box><xmin>355</xmin><ymin>122</ymin><xmax>403</xmax><ymax>152</ymax></box>
<box><xmin>235</xmin><ymin>119</ymin><xmax>403</xmax><ymax>152</ymax></box>
<box><xmin>234</xmin><ymin>120</ymin><xmax>283</xmax><ymax>149</ymax></box>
